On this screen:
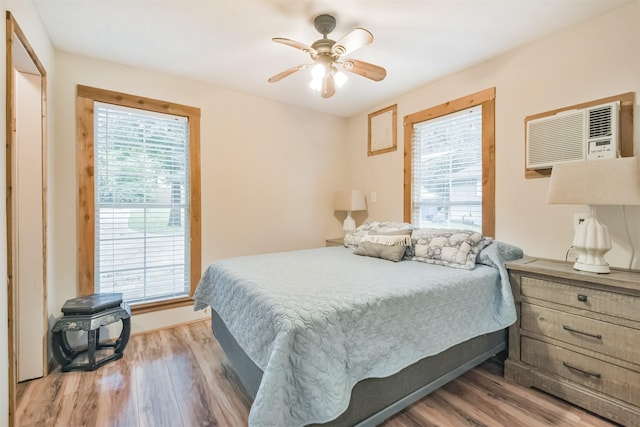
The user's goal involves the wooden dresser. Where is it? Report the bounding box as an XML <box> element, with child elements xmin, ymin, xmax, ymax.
<box><xmin>505</xmin><ymin>258</ymin><xmax>640</xmax><ymax>426</ymax></box>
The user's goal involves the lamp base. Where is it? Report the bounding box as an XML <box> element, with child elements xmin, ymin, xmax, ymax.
<box><xmin>571</xmin><ymin>207</ymin><xmax>611</xmax><ymax>274</ymax></box>
<box><xmin>572</xmin><ymin>260</ymin><xmax>610</xmax><ymax>274</ymax></box>
<box><xmin>343</xmin><ymin>212</ymin><xmax>356</xmax><ymax>234</ymax></box>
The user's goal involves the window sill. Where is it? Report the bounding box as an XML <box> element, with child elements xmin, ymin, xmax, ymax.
<box><xmin>130</xmin><ymin>296</ymin><xmax>194</xmax><ymax>315</ymax></box>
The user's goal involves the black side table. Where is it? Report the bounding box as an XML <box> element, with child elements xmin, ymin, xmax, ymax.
<box><xmin>51</xmin><ymin>293</ymin><xmax>131</xmax><ymax>372</ymax></box>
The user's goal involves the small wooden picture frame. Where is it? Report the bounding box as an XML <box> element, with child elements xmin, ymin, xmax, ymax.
<box><xmin>368</xmin><ymin>104</ymin><xmax>397</xmax><ymax>156</ymax></box>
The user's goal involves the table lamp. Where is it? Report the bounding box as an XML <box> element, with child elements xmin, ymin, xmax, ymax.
<box><xmin>334</xmin><ymin>190</ymin><xmax>367</xmax><ymax>233</ymax></box>
<box><xmin>546</xmin><ymin>156</ymin><xmax>640</xmax><ymax>273</ymax></box>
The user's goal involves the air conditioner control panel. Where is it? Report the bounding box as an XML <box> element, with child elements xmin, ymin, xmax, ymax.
<box><xmin>588</xmin><ymin>138</ymin><xmax>616</xmax><ymax>160</ymax></box>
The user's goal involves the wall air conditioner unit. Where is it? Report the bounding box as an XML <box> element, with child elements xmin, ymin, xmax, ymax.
<box><xmin>526</xmin><ymin>101</ymin><xmax>620</xmax><ymax>169</ymax></box>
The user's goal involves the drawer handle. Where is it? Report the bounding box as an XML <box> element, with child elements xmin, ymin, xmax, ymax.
<box><xmin>562</xmin><ymin>325</ymin><xmax>602</xmax><ymax>340</ymax></box>
<box><xmin>577</xmin><ymin>294</ymin><xmax>588</xmax><ymax>302</ymax></box>
<box><xmin>562</xmin><ymin>361</ymin><xmax>602</xmax><ymax>379</ymax></box>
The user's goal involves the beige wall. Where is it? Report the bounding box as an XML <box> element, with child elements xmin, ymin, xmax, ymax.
<box><xmin>345</xmin><ymin>2</ymin><xmax>640</xmax><ymax>269</ymax></box>
<box><xmin>53</xmin><ymin>52</ymin><xmax>348</xmax><ymax>333</ymax></box>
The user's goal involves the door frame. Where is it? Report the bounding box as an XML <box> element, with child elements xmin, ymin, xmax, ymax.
<box><xmin>5</xmin><ymin>11</ymin><xmax>47</xmax><ymax>426</ymax></box>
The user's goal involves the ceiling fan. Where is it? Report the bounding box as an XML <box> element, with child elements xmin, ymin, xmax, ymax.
<box><xmin>268</xmin><ymin>14</ymin><xmax>387</xmax><ymax>98</ymax></box>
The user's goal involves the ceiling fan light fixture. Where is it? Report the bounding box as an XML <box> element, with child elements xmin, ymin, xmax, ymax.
<box><xmin>334</xmin><ymin>70</ymin><xmax>347</xmax><ymax>87</ymax></box>
<box><xmin>309</xmin><ymin>77</ymin><xmax>322</xmax><ymax>92</ymax></box>
<box><xmin>311</xmin><ymin>63</ymin><xmax>326</xmax><ymax>79</ymax></box>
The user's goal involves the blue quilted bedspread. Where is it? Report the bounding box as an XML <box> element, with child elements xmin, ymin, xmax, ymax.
<box><xmin>193</xmin><ymin>242</ymin><xmax>521</xmax><ymax>426</ymax></box>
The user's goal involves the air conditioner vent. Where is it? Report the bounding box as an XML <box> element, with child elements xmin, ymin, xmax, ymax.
<box><xmin>588</xmin><ymin>105</ymin><xmax>613</xmax><ymax>138</ymax></box>
<box><xmin>526</xmin><ymin>110</ymin><xmax>585</xmax><ymax>169</ymax></box>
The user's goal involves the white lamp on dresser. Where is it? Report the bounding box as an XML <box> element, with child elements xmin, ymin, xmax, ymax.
<box><xmin>333</xmin><ymin>190</ymin><xmax>367</xmax><ymax>233</ymax></box>
<box><xmin>546</xmin><ymin>156</ymin><xmax>640</xmax><ymax>273</ymax></box>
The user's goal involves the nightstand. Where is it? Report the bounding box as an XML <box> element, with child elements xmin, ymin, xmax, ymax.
<box><xmin>325</xmin><ymin>238</ymin><xmax>344</xmax><ymax>247</ymax></box>
<box><xmin>505</xmin><ymin>257</ymin><xmax>640</xmax><ymax>427</ymax></box>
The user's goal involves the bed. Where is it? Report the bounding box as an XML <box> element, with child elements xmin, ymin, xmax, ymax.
<box><xmin>193</xmin><ymin>225</ymin><xmax>523</xmax><ymax>426</ymax></box>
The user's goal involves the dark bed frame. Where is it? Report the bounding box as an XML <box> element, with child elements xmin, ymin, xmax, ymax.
<box><xmin>211</xmin><ymin>310</ymin><xmax>507</xmax><ymax>426</ymax></box>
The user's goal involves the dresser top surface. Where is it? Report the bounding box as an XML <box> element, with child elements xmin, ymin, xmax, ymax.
<box><xmin>506</xmin><ymin>257</ymin><xmax>640</xmax><ymax>294</ymax></box>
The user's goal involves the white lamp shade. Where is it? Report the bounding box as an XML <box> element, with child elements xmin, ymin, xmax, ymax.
<box><xmin>547</xmin><ymin>156</ymin><xmax>640</xmax><ymax>205</ymax></box>
<box><xmin>333</xmin><ymin>190</ymin><xmax>367</xmax><ymax>212</ymax></box>
<box><xmin>546</xmin><ymin>156</ymin><xmax>640</xmax><ymax>273</ymax></box>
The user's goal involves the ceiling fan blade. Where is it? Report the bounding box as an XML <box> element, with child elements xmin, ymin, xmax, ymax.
<box><xmin>340</xmin><ymin>59</ymin><xmax>386</xmax><ymax>81</ymax></box>
<box><xmin>268</xmin><ymin>64</ymin><xmax>308</xmax><ymax>83</ymax></box>
<box><xmin>332</xmin><ymin>28</ymin><xmax>373</xmax><ymax>56</ymax></box>
<box><xmin>273</xmin><ymin>37</ymin><xmax>316</xmax><ymax>54</ymax></box>
<box><xmin>321</xmin><ymin>74</ymin><xmax>336</xmax><ymax>98</ymax></box>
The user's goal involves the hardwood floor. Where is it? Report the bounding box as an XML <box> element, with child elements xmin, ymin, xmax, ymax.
<box><xmin>16</xmin><ymin>320</ymin><xmax>619</xmax><ymax>427</ymax></box>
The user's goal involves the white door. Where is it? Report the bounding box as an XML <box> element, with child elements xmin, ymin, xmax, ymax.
<box><xmin>13</xmin><ymin>70</ymin><xmax>46</xmax><ymax>382</ymax></box>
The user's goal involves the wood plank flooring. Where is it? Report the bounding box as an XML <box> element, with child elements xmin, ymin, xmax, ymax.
<box><xmin>15</xmin><ymin>320</ymin><xmax>619</xmax><ymax>427</ymax></box>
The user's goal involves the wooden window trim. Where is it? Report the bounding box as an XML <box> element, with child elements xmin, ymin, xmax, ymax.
<box><xmin>524</xmin><ymin>92</ymin><xmax>635</xmax><ymax>179</ymax></box>
<box><xmin>403</xmin><ymin>87</ymin><xmax>496</xmax><ymax>237</ymax></box>
<box><xmin>76</xmin><ymin>85</ymin><xmax>201</xmax><ymax>314</ymax></box>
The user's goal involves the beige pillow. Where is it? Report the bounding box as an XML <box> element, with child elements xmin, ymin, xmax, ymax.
<box><xmin>354</xmin><ymin>242</ymin><xmax>407</xmax><ymax>262</ymax></box>
<box><xmin>353</xmin><ymin>229</ymin><xmax>413</xmax><ymax>262</ymax></box>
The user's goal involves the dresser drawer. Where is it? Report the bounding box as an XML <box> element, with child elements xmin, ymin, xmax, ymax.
<box><xmin>521</xmin><ymin>303</ymin><xmax>640</xmax><ymax>365</ymax></box>
<box><xmin>521</xmin><ymin>277</ymin><xmax>640</xmax><ymax>322</ymax></box>
<box><xmin>521</xmin><ymin>336</ymin><xmax>640</xmax><ymax>407</ymax></box>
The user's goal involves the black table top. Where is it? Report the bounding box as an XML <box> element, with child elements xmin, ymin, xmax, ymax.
<box><xmin>61</xmin><ymin>293</ymin><xmax>123</xmax><ymax>315</ymax></box>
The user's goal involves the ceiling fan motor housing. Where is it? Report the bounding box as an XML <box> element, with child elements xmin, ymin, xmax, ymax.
<box><xmin>314</xmin><ymin>14</ymin><xmax>336</xmax><ymax>36</ymax></box>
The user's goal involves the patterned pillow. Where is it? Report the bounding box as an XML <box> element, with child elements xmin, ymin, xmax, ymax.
<box><xmin>406</xmin><ymin>228</ymin><xmax>492</xmax><ymax>270</ymax></box>
<box><xmin>343</xmin><ymin>221</ymin><xmax>414</xmax><ymax>249</ymax></box>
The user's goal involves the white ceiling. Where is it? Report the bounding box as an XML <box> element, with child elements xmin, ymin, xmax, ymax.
<box><xmin>33</xmin><ymin>0</ymin><xmax>632</xmax><ymax>118</ymax></box>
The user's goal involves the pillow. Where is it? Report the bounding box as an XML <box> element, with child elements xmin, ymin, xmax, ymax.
<box><xmin>353</xmin><ymin>230</ymin><xmax>412</xmax><ymax>262</ymax></box>
<box><xmin>369</xmin><ymin>229</ymin><xmax>413</xmax><ymax>237</ymax></box>
<box><xmin>407</xmin><ymin>228</ymin><xmax>491</xmax><ymax>269</ymax></box>
<box><xmin>344</xmin><ymin>221</ymin><xmax>414</xmax><ymax>249</ymax></box>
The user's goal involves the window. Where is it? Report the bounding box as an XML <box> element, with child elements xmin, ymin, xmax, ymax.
<box><xmin>404</xmin><ymin>88</ymin><xmax>495</xmax><ymax>237</ymax></box>
<box><xmin>77</xmin><ymin>86</ymin><xmax>201</xmax><ymax>314</ymax></box>
<box><xmin>411</xmin><ymin>107</ymin><xmax>482</xmax><ymax>231</ymax></box>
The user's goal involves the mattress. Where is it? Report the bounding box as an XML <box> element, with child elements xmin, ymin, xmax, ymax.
<box><xmin>211</xmin><ymin>308</ymin><xmax>507</xmax><ymax>427</ymax></box>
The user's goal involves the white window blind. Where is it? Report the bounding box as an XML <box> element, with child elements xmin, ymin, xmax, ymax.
<box><xmin>94</xmin><ymin>102</ymin><xmax>190</xmax><ymax>304</ymax></box>
<box><xmin>411</xmin><ymin>106</ymin><xmax>482</xmax><ymax>231</ymax></box>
